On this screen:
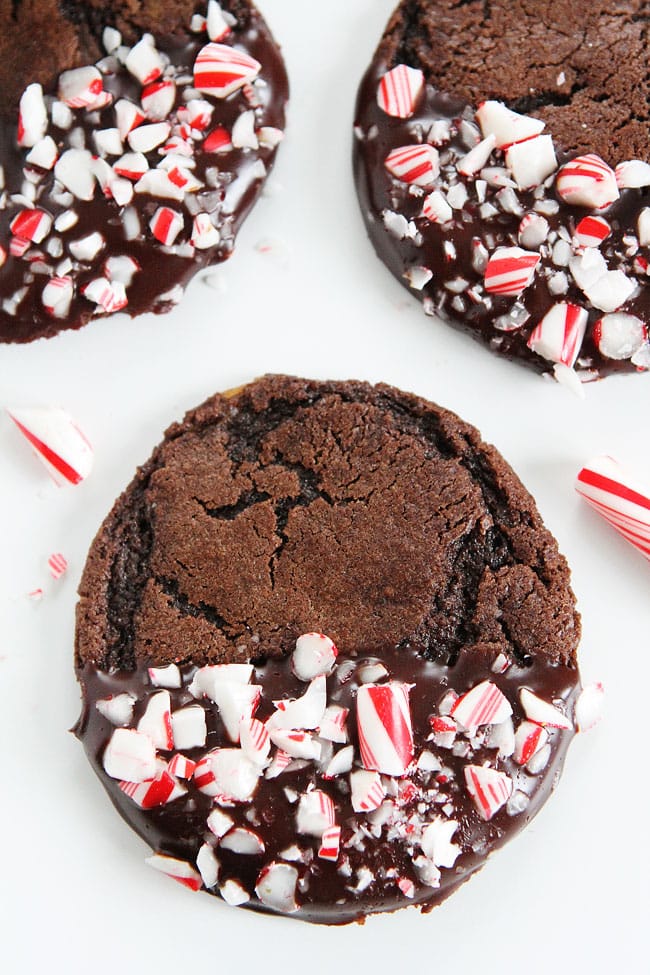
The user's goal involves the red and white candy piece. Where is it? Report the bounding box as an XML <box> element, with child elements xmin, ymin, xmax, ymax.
<box><xmin>115</xmin><ymin>99</ymin><xmax>146</xmax><ymax>140</ymax></box>
<box><xmin>593</xmin><ymin>314</ymin><xmax>647</xmax><ymax>361</ymax></box>
<box><xmin>210</xmin><ymin>681</ymin><xmax>261</xmax><ymax>742</ymax></box>
<box><xmin>513</xmin><ymin>721</ymin><xmax>548</xmax><ymax>765</ymax></box>
<box><xmin>422</xmin><ymin>189</ymin><xmax>453</xmax><ymax>224</ymax></box>
<box><xmin>350</xmin><ymin>769</ymin><xmax>386</xmax><ymax>813</ymax></box>
<box><xmin>196</xmin><ymin>844</ymin><xmax>220</xmax><ymax>889</ymax></box>
<box><xmin>318</xmin><ymin>704</ymin><xmax>349</xmax><ymax>743</ymax></box>
<box><xmin>220</xmin><ymin>828</ymin><xmax>265</xmax><ymax>855</ymax></box>
<box><xmin>8</xmin><ymin>406</ymin><xmax>93</xmax><ymax>485</ymax></box>
<box><xmin>207</xmin><ymin>808</ymin><xmax>234</xmax><ymax>839</ymax></box>
<box><xmin>128</xmin><ymin>121</ymin><xmax>171</xmax><ymax>153</ymax></box>
<box><xmin>357</xmin><ymin>681</ymin><xmax>413</xmax><ymax>776</ymax></box>
<box><xmin>505</xmin><ymin>134</ymin><xmax>557</xmax><ymax>188</ymax></box>
<box><xmin>269</xmin><ymin>675</ymin><xmax>326</xmax><ymax>731</ymax></box>
<box><xmin>26</xmin><ymin>136</ymin><xmax>58</xmax><ymax>170</ymax></box>
<box><xmin>255</xmin><ymin>863</ymin><xmax>299</xmax><ymax>913</ymax></box>
<box><xmin>318</xmin><ymin>825</ymin><xmax>341</xmax><ymax>861</ymax></box>
<box><xmin>576</xmin><ymin>455</ymin><xmax>650</xmax><ymax>562</ymax></box>
<box><xmin>149</xmin><ymin>207</ymin><xmax>184</xmax><ymax>246</ymax></box>
<box><xmin>190</xmin><ymin>663</ymin><xmax>253</xmax><ymax>698</ymax></box>
<box><xmin>148</xmin><ymin>663</ymin><xmax>181</xmax><ymax>688</ymax></box>
<box><xmin>170</xmin><ymin>706</ymin><xmax>207</xmax><ymax>749</ymax></box>
<box><xmin>221</xmin><ymin>879</ymin><xmax>249</xmax><ymax>906</ymax></box>
<box><xmin>82</xmin><ymin>277</ymin><xmax>128</xmax><ymax>313</ymax></box>
<box><xmin>103</xmin><ymin>728</ymin><xmax>157</xmax><ymax>783</ymax></box>
<box><xmin>114</xmin><ymin>152</ymin><xmax>149</xmax><ymax>181</ymax></box>
<box><xmin>377</xmin><ymin>64</ymin><xmax>424</xmax><ymax>118</ymax></box>
<box><xmin>268</xmin><ymin>729</ymin><xmax>321</xmax><ymax>761</ymax></box>
<box><xmin>457</xmin><ymin>134</ymin><xmax>496</xmax><ymax>177</ymax></box>
<box><xmin>476</xmin><ymin>100</ymin><xmax>545</xmax><ymax>148</ymax></box>
<box><xmin>125</xmin><ymin>36</ymin><xmax>164</xmax><ymax>85</ymax></box>
<box><xmin>204</xmin><ymin>126</ymin><xmax>233</xmax><ymax>153</ymax></box>
<box><xmin>518</xmin><ymin>212</ymin><xmax>549</xmax><ymax>249</ymax></box>
<box><xmin>296</xmin><ymin>790</ymin><xmax>336</xmax><ymax>836</ymax></box>
<box><xmin>556</xmin><ymin>154</ymin><xmax>619</xmax><ymax>209</ymax></box>
<box><xmin>450</xmin><ymin>680</ymin><xmax>512</xmax><ymax>732</ymax></box>
<box><xmin>137</xmin><ymin>690</ymin><xmax>174</xmax><ymax>750</ymax></box>
<box><xmin>527</xmin><ymin>302</ymin><xmax>588</xmax><ymax>368</ymax></box>
<box><xmin>193</xmin><ymin>748</ymin><xmax>261</xmax><ymax>801</ymax></box>
<box><xmin>191</xmin><ymin>213</ymin><xmax>220</xmax><ymax>250</ymax></box>
<box><xmin>207</xmin><ymin>0</ymin><xmax>232</xmax><ymax>41</ymax></box>
<box><xmin>519</xmin><ymin>688</ymin><xmax>573</xmax><ymax>729</ymax></box>
<box><xmin>575</xmin><ymin>682</ymin><xmax>605</xmax><ymax>732</ymax></box>
<box><xmin>484</xmin><ymin>246</ymin><xmax>540</xmax><ymax>296</ymax></box>
<box><xmin>167</xmin><ymin>753</ymin><xmax>197</xmax><ymax>779</ymax></box>
<box><xmin>48</xmin><ymin>552</ymin><xmax>68</xmax><ymax>579</ymax></box>
<box><xmin>322</xmin><ymin>745</ymin><xmax>354</xmax><ymax>778</ymax></box>
<box><xmin>141</xmin><ymin>79</ymin><xmax>176</xmax><ymax>121</ymax></box>
<box><xmin>17</xmin><ymin>84</ymin><xmax>48</xmax><ymax>148</ymax></box>
<box><xmin>574</xmin><ymin>215</ymin><xmax>611</xmax><ymax>248</ymax></box>
<box><xmin>464</xmin><ymin>765</ymin><xmax>512</xmax><ymax>821</ymax></box>
<box><xmin>119</xmin><ymin>766</ymin><xmax>186</xmax><ymax>809</ymax></box>
<box><xmin>96</xmin><ymin>693</ymin><xmax>136</xmax><ymax>727</ymax></box>
<box><xmin>193</xmin><ymin>42</ymin><xmax>261</xmax><ymax>98</ymax></box>
<box><xmin>292</xmin><ymin>632</ymin><xmax>338</xmax><ymax>681</ymax></box>
<box><xmin>265</xmin><ymin>749</ymin><xmax>293</xmax><ymax>779</ymax></box>
<box><xmin>41</xmin><ymin>276</ymin><xmax>74</xmax><ymax>319</ymax></box>
<box><xmin>145</xmin><ymin>853</ymin><xmax>202</xmax><ymax>891</ymax></box>
<box><xmin>10</xmin><ymin>209</ymin><xmax>52</xmax><ymax>244</ymax></box>
<box><xmin>69</xmin><ymin>232</ymin><xmax>105</xmax><ymax>262</ymax></box>
<box><xmin>384</xmin><ymin>144</ymin><xmax>440</xmax><ymax>187</ymax></box>
<box><xmin>58</xmin><ymin>66</ymin><xmax>104</xmax><ymax>109</ymax></box>
<box><xmin>239</xmin><ymin>717</ymin><xmax>271</xmax><ymax>766</ymax></box>
<box><xmin>615</xmin><ymin>159</ymin><xmax>650</xmax><ymax>189</ymax></box>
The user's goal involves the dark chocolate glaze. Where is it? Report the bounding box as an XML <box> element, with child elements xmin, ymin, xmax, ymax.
<box><xmin>353</xmin><ymin>55</ymin><xmax>650</xmax><ymax>379</ymax></box>
<box><xmin>75</xmin><ymin>642</ymin><xmax>579</xmax><ymax>925</ymax></box>
<box><xmin>0</xmin><ymin>10</ymin><xmax>288</xmax><ymax>343</ymax></box>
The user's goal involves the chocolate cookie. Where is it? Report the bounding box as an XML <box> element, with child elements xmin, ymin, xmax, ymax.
<box><xmin>75</xmin><ymin>375</ymin><xmax>583</xmax><ymax>923</ymax></box>
<box><xmin>353</xmin><ymin>1</ymin><xmax>650</xmax><ymax>382</ymax></box>
<box><xmin>0</xmin><ymin>1</ymin><xmax>288</xmax><ymax>343</ymax></box>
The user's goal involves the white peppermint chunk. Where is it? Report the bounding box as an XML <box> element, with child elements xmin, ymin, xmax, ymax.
<box><xmin>196</xmin><ymin>844</ymin><xmax>220</xmax><ymax>888</ymax></box>
<box><xmin>583</xmin><ymin>270</ymin><xmax>635</xmax><ymax>313</ymax></box>
<box><xmin>170</xmin><ymin>706</ymin><xmax>207</xmax><ymax>749</ymax></box>
<box><xmin>55</xmin><ymin>149</ymin><xmax>96</xmax><ymax>201</ymax></box>
<box><xmin>69</xmin><ymin>232</ymin><xmax>105</xmax><ymax>262</ymax></box>
<box><xmin>103</xmin><ymin>728</ymin><xmax>157</xmax><ymax>782</ymax></box>
<box><xmin>18</xmin><ymin>84</ymin><xmax>48</xmax><ymax>147</ymax></box>
<box><xmin>268</xmin><ymin>675</ymin><xmax>327</xmax><ymax>730</ymax></box>
<box><xmin>255</xmin><ymin>863</ymin><xmax>299</xmax><ymax>913</ymax></box>
<box><xmin>616</xmin><ymin>159</ymin><xmax>650</xmax><ymax>188</ymax></box>
<box><xmin>189</xmin><ymin>663</ymin><xmax>254</xmax><ymax>698</ymax></box>
<box><xmin>220</xmin><ymin>880</ymin><xmax>249</xmax><ymax>906</ymax></box>
<box><xmin>231</xmin><ymin>110</ymin><xmax>258</xmax><ymax>149</ymax></box>
<box><xmin>421</xmin><ymin>818</ymin><xmax>461</xmax><ymax>868</ymax></box>
<box><xmin>505</xmin><ymin>134</ymin><xmax>557</xmax><ymax>188</ymax></box>
<box><xmin>148</xmin><ymin>663</ymin><xmax>181</xmax><ymax>688</ymax></box>
<box><xmin>637</xmin><ymin>207</ymin><xmax>650</xmax><ymax>246</ymax></box>
<box><xmin>475</xmin><ymin>100</ymin><xmax>545</xmax><ymax>148</ymax></box>
<box><xmin>575</xmin><ymin>682</ymin><xmax>605</xmax><ymax>732</ymax></box>
<box><xmin>125</xmin><ymin>36</ymin><xmax>164</xmax><ymax>85</ymax></box>
<box><xmin>292</xmin><ymin>632</ymin><xmax>338</xmax><ymax>681</ymax></box>
<box><xmin>96</xmin><ymin>693</ymin><xmax>136</xmax><ymax>727</ymax></box>
<box><xmin>26</xmin><ymin>136</ymin><xmax>58</xmax><ymax>170</ymax></box>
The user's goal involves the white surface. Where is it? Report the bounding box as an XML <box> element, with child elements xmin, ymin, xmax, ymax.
<box><xmin>0</xmin><ymin>2</ymin><xmax>649</xmax><ymax>972</ymax></box>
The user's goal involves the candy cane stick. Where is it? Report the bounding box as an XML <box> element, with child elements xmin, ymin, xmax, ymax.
<box><xmin>576</xmin><ymin>455</ymin><xmax>650</xmax><ymax>561</ymax></box>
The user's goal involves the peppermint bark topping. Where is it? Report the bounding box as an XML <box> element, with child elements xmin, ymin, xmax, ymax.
<box><xmin>361</xmin><ymin>65</ymin><xmax>650</xmax><ymax>381</ymax></box>
<box><xmin>89</xmin><ymin>632</ymin><xmax>581</xmax><ymax>916</ymax></box>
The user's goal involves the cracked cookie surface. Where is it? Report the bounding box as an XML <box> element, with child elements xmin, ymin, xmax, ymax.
<box><xmin>76</xmin><ymin>375</ymin><xmax>579</xmax><ymax>673</ymax></box>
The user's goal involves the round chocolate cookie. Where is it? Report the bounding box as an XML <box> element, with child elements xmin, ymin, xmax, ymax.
<box><xmin>0</xmin><ymin>1</ymin><xmax>288</xmax><ymax>343</ymax></box>
<box><xmin>353</xmin><ymin>1</ymin><xmax>650</xmax><ymax>382</ymax></box>
<box><xmin>75</xmin><ymin>375</ymin><xmax>582</xmax><ymax>924</ymax></box>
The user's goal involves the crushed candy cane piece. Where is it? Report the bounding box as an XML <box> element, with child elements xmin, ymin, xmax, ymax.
<box><xmin>292</xmin><ymin>632</ymin><xmax>338</xmax><ymax>681</ymax></box>
<box><xmin>575</xmin><ymin>682</ymin><xmax>605</xmax><ymax>732</ymax></box>
<box><xmin>145</xmin><ymin>853</ymin><xmax>202</xmax><ymax>891</ymax></box>
<box><xmin>296</xmin><ymin>790</ymin><xmax>335</xmax><ymax>836</ymax></box>
<box><xmin>527</xmin><ymin>302</ymin><xmax>588</xmax><ymax>367</ymax></box>
<box><xmin>556</xmin><ymin>154</ymin><xmax>619</xmax><ymax>209</ymax></box>
<box><xmin>520</xmin><ymin>688</ymin><xmax>573</xmax><ymax>729</ymax></box>
<box><xmin>513</xmin><ymin>721</ymin><xmax>548</xmax><ymax>765</ymax></box>
<box><xmin>220</xmin><ymin>827</ymin><xmax>265</xmax><ymax>855</ymax></box>
<box><xmin>318</xmin><ymin>825</ymin><xmax>341</xmax><ymax>861</ymax></box>
<box><xmin>350</xmin><ymin>769</ymin><xmax>386</xmax><ymax>812</ymax></box>
<box><xmin>484</xmin><ymin>246</ymin><xmax>540</xmax><ymax>296</ymax></box>
<box><xmin>576</xmin><ymin>455</ymin><xmax>650</xmax><ymax>561</ymax></box>
<box><xmin>593</xmin><ymin>314</ymin><xmax>647</xmax><ymax>360</ymax></box>
<box><xmin>196</xmin><ymin>843</ymin><xmax>220</xmax><ymax>888</ymax></box>
<box><xmin>137</xmin><ymin>690</ymin><xmax>174</xmax><ymax>750</ymax></box>
<box><xmin>377</xmin><ymin>64</ymin><xmax>424</xmax><ymax>118</ymax></box>
<box><xmin>357</xmin><ymin>681</ymin><xmax>414</xmax><ymax>776</ymax></box>
<box><xmin>8</xmin><ymin>406</ymin><xmax>93</xmax><ymax>485</ymax></box>
<box><xmin>421</xmin><ymin>819</ymin><xmax>461</xmax><ymax>868</ymax></box>
<box><xmin>451</xmin><ymin>680</ymin><xmax>512</xmax><ymax>731</ymax></box>
<box><xmin>47</xmin><ymin>552</ymin><xmax>67</xmax><ymax>579</ymax></box>
<box><xmin>103</xmin><ymin>728</ymin><xmax>157</xmax><ymax>783</ymax></box>
<box><xmin>148</xmin><ymin>664</ymin><xmax>181</xmax><ymax>688</ymax></box>
<box><xmin>476</xmin><ymin>100</ymin><xmax>545</xmax><ymax>148</ymax></box>
<box><xmin>464</xmin><ymin>765</ymin><xmax>512</xmax><ymax>820</ymax></box>
<box><xmin>385</xmin><ymin>144</ymin><xmax>440</xmax><ymax>187</ymax></box>
<box><xmin>96</xmin><ymin>693</ymin><xmax>136</xmax><ymax>727</ymax></box>
<box><xmin>255</xmin><ymin>862</ymin><xmax>299</xmax><ymax>913</ymax></box>
<box><xmin>193</xmin><ymin>42</ymin><xmax>261</xmax><ymax>98</ymax></box>
<box><xmin>170</xmin><ymin>706</ymin><xmax>207</xmax><ymax>749</ymax></box>
<box><xmin>574</xmin><ymin>215</ymin><xmax>611</xmax><ymax>248</ymax></box>
<box><xmin>167</xmin><ymin>753</ymin><xmax>197</xmax><ymax>779</ymax></box>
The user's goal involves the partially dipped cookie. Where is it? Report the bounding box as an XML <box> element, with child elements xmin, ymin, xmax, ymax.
<box><xmin>0</xmin><ymin>1</ymin><xmax>287</xmax><ymax>342</ymax></box>
<box><xmin>75</xmin><ymin>376</ymin><xmax>586</xmax><ymax>923</ymax></box>
<box><xmin>353</xmin><ymin>1</ymin><xmax>650</xmax><ymax>382</ymax></box>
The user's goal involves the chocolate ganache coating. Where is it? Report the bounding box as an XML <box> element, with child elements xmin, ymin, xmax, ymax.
<box><xmin>353</xmin><ymin>0</ymin><xmax>650</xmax><ymax>379</ymax></box>
<box><xmin>75</xmin><ymin>377</ymin><xmax>582</xmax><ymax>923</ymax></box>
<box><xmin>0</xmin><ymin>1</ymin><xmax>288</xmax><ymax>343</ymax></box>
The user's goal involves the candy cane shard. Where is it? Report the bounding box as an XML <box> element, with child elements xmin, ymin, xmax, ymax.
<box><xmin>484</xmin><ymin>246</ymin><xmax>540</xmax><ymax>296</ymax></box>
<box><xmin>145</xmin><ymin>853</ymin><xmax>202</xmax><ymax>891</ymax></box>
<box><xmin>527</xmin><ymin>302</ymin><xmax>588</xmax><ymax>367</ymax></box>
<box><xmin>119</xmin><ymin>767</ymin><xmax>186</xmax><ymax>809</ymax></box>
<box><xmin>193</xmin><ymin>42</ymin><xmax>261</xmax><ymax>98</ymax></box>
<box><xmin>377</xmin><ymin>64</ymin><xmax>425</xmax><ymax>118</ymax></box>
<box><xmin>476</xmin><ymin>100</ymin><xmax>545</xmax><ymax>148</ymax></box>
<box><xmin>575</xmin><ymin>682</ymin><xmax>605</xmax><ymax>732</ymax></box>
<box><xmin>292</xmin><ymin>632</ymin><xmax>338</xmax><ymax>681</ymax></box>
<box><xmin>464</xmin><ymin>765</ymin><xmax>512</xmax><ymax>820</ymax></box>
<box><xmin>356</xmin><ymin>682</ymin><xmax>414</xmax><ymax>776</ymax></box>
<box><xmin>255</xmin><ymin>862</ymin><xmax>299</xmax><ymax>913</ymax></box>
<box><xmin>318</xmin><ymin>825</ymin><xmax>341</xmax><ymax>861</ymax></box>
<box><xmin>296</xmin><ymin>790</ymin><xmax>336</xmax><ymax>836</ymax></box>
<box><xmin>576</xmin><ymin>455</ymin><xmax>650</xmax><ymax>561</ymax></box>
<box><xmin>450</xmin><ymin>680</ymin><xmax>512</xmax><ymax>732</ymax></box>
<box><xmin>8</xmin><ymin>406</ymin><xmax>93</xmax><ymax>485</ymax></box>
<box><xmin>385</xmin><ymin>144</ymin><xmax>440</xmax><ymax>187</ymax></box>
<box><xmin>556</xmin><ymin>154</ymin><xmax>619</xmax><ymax>209</ymax></box>
<box><xmin>519</xmin><ymin>688</ymin><xmax>573</xmax><ymax>729</ymax></box>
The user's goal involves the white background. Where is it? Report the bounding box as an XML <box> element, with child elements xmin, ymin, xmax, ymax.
<box><xmin>1</xmin><ymin>2</ymin><xmax>648</xmax><ymax>972</ymax></box>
